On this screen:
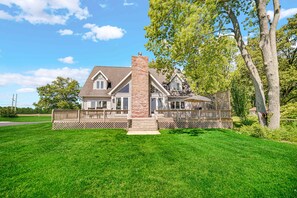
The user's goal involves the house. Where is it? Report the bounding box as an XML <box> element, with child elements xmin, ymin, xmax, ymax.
<box><xmin>79</xmin><ymin>53</ymin><xmax>193</xmax><ymax>117</ymax></box>
<box><xmin>52</xmin><ymin>53</ymin><xmax>232</xmax><ymax>131</ymax></box>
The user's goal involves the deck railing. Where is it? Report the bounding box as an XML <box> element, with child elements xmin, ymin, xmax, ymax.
<box><xmin>52</xmin><ymin>109</ymin><xmax>129</xmax><ymax>122</ymax></box>
<box><xmin>155</xmin><ymin>109</ymin><xmax>231</xmax><ymax>120</ymax></box>
<box><xmin>52</xmin><ymin>109</ymin><xmax>232</xmax><ymax>122</ymax></box>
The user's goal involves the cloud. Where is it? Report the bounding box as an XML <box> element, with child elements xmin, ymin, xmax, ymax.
<box><xmin>58</xmin><ymin>56</ymin><xmax>75</xmax><ymax>64</ymax></box>
<box><xmin>123</xmin><ymin>0</ymin><xmax>135</xmax><ymax>6</ymax></box>
<box><xmin>99</xmin><ymin>4</ymin><xmax>107</xmax><ymax>8</ymax></box>
<box><xmin>16</xmin><ymin>88</ymin><xmax>36</xmax><ymax>93</ymax></box>
<box><xmin>57</xmin><ymin>29</ymin><xmax>74</xmax><ymax>36</ymax></box>
<box><xmin>83</xmin><ymin>23</ymin><xmax>126</xmax><ymax>42</ymax></box>
<box><xmin>267</xmin><ymin>8</ymin><xmax>297</xmax><ymax>21</ymax></box>
<box><xmin>0</xmin><ymin>67</ymin><xmax>90</xmax><ymax>88</ymax></box>
<box><xmin>0</xmin><ymin>0</ymin><xmax>90</xmax><ymax>25</ymax></box>
<box><xmin>0</xmin><ymin>10</ymin><xmax>14</xmax><ymax>20</ymax></box>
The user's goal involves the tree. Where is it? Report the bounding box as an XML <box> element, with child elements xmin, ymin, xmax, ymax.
<box><xmin>145</xmin><ymin>0</ymin><xmax>281</xmax><ymax>129</ymax></box>
<box><xmin>277</xmin><ymin>14</ymin><xmax>297</xmax><ymax>105</ymax></box>
<box><xmin>34</xmin><ymin>77</ymin><xmax>80</xmax><ymax>111</ymax></box>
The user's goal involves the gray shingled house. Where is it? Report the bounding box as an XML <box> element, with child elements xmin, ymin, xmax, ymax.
<box><xmin>79</xmin><ymin>58</ymin><xmax>193</xmax><ymax>117</ymax></box>
<box><xmin>52</xmin><ymin>54</ymin><xmax>232</xmax><ymax>131</ymax></box>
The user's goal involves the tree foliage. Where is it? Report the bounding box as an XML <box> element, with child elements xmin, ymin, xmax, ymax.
<box><xmin>145</xmin><ymin>0</ymin><xmax>237</xmax><ymax>94</ymax></box>
<box><xmin>34</xmin><ymin>77</ymin><xmax>80</xmax><ymax>111</ymax></box>
<box><xmin>234</xmin><ymin>14</ymin><xmax>297</xmax><ymax>108</ymax></box>
<box><xmin>145</xmin><ymin>0</ymin><xmax>281</xmax><ymax>129</ymax></box>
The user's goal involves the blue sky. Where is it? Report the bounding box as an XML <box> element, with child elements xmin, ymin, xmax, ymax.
<box><xmin>0</xmin><ymin>0</ymin><xmax>296</xmax><ymax>107</ymax></box>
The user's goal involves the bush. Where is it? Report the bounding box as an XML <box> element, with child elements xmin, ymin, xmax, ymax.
<box><xmin>281</xmin><ymin>102</ymin><xmax>297</xmax><ymax>119</ymax></box>
<box><xmin>239</xmin><ymin>122</ymin><xmax>297</xmax><ymax>143</ymax></box>
<box><xmin>239</xmin><ymin>123</ymin><xmax>269</xmax><ymax>138</ymax></box>
<box><xmin>0</xmin><ymin>107</ymin><xmax>18</xmax><ymax>117</ymax></box>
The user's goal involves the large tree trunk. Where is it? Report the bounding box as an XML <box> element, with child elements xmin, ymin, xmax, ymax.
<box><xmin>226</xmin><ymin>7</ymin><xmax>268</xmax><ymax>126</ymax></box>
<box><xmin>256</xmin><ymin>0</ymin><xmax>281</xmax><ymax>129</ymax></box>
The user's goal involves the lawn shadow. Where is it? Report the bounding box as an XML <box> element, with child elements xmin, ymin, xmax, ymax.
<box><xmin>168</xmin><ymin>128</ymin><xmax>206</xmax><ymax>136</ymax></box>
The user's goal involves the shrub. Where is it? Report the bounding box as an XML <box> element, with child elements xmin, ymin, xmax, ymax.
<box><xmin>0</xmin><ymin>107</ymin><xmax>18</xmax><ymax>117</ymax></box>
<box><xmin>239</xmin><ymin>123</ymin><xmax>268</xmax><ymax>138</ymax></box>
<box><xmin>281</xmin><ymin>102</ymin><xmax>297</xmax><ymax>119</ymax></box>
<box><xmin>239</xmin><ymin>122</ymin><xmax>297</xmax><ymax>143</ymax></box>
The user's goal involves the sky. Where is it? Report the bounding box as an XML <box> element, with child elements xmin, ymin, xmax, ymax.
<box><xmin>0</xmin><ymin>0</ymin><xmax>296</xmax><ymax>108</ymax></box>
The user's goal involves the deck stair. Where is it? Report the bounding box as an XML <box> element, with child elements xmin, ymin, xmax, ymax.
<box><xmin>127</xmin><ymin>118</ymin><xmax>160</xmax><ymax>135</ymax></box>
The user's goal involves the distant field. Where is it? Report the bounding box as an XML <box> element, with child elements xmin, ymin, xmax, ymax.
<box><xmin>0</xmin><ymin>115</ymin><xmax>51</xmax><ymax>122</ymax></box>
<box><xmin>0</xmin><ymin>123</ymin><xmax>296</xmax><ymax>197</ymax></box>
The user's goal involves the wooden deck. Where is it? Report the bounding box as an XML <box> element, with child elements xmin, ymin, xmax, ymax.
<box><xmin>52</xmin><ymin>109</ymin><xmax>233</xmax><ymax>130</ymax></box>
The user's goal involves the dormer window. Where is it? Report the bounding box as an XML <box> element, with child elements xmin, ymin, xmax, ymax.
<box><xmin>96</xmin><ymin>80</ymin><xmax>105</xmax><ymax>90</ymax></box>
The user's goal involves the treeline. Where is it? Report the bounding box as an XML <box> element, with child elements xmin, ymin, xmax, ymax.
<box><xmin>0</xmin><ymin>106</ymin><xmax>51</xmax><ymax>114</ymax></box>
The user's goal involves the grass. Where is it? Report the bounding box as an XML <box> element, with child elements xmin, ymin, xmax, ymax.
<box><xmin>0</xmin><ymin>116</ymin><xmax>51</xmax><ymax>122</ymax></box>
<box><xmin>0</xmin><ymin>124</ymin><xmax>296</xmax><ymax>197</ymax></box>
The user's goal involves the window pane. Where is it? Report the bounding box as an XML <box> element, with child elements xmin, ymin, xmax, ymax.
<box><xmin>91</xmin><ymin>101</ymin><xmax>95</xmax><ymax>109</ymax></box>
<box><xmin>119</xmin><ymin>84</ymin><xmax>129</xmax><ymax>93</ymax></box>
<box><xmin>97</xmin><ymin>81</ymin><xmax>100</xmax><ymax>89</ymax></box>
<box><xmin>100</xmin><ymin>81</ymin><xmax>104</xmax><ymax>89</ymax></box>
<box><xmin>158</xmin><ymin>98</ymin><xmax>163</xmax><ymax>109</ymax></box>
<box><xmin>97</xmin><ymin>101</ymin><xmax>101</xmax><ymax>107</ymax></box>
<box><xmin>171</xmin><ymin>102</ymin><xmax>175</xmax><ymax>109</ymax></box>
<box><xmin>116</xmin><ymin>98</ymin><xmax>121</xmax><ymax>110</ymax></box>
<box><xmin>123</xmin><ymin>98</ymin><xmax>128</xmax><ymax>110</ymax></box>
<box><xmin>102</xmin><ymin>101</ymin><xmax>107</xmax><ymax>108</ymax></box>
<box><xmin>176</xmin><ymin>83</ymin><xmax>180</xmax><ymax>91</ymax></box>
<box><xmin>181</xmin><ymin>102</ymin><xmax>185</xmax><ymax>109</ymax></box>
<box><xmin>176</xmin><ymin>101</ymin><xmax>180</xmax><ymax>109</ymax></box>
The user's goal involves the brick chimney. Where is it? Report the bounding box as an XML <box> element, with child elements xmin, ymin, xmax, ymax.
<box><xmin>131</xmin><ymin>53</ymin><xmax>150</xmax><ymax>118</ymax></box>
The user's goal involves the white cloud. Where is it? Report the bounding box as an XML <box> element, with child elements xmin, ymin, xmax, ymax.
<box><xmin>267</xmin><ymin>8</ymin><xmax>297</xmax><ymax>21</ymax></box>
<box><xmin>0</xmin><ymin>0</ymin><xmax>90</xmax><ymax>25</ymax></box>
<box><xmin>57</xmin><ymin>29</ymin><xmax>74</xmax><ymax>36</ymax></box>
<box><xmin>123</xmin><ymin>0</ymin><xmax>135</xmax><ymax>6</ymax></box>
<box><xmin>58</xmin><ymin>56</ymin><xmax>75</xmax><ymax>64</ymax></box>
<box><xmin>16</xmin><ymin>88</ymin><xmax>36</xmax><ymax>93</ymax></box>
<box><xmin>0</xmin><ymin>67</ymin><xmax>90</xmax><ymax>88</ymax></box>
<box><xmin>83</xmin><ymin>23</ymin><xmax>126</xmax><ymax>42</ymax></box>
<box><xmin>99</xmin><ymin>4</ymin><xmax>107</xmax><ymax>8</ymax></box>
<box><xmin>0</xmin><ymin>10</ymin><xmax>14</xmax><ymax>20</ymax></box>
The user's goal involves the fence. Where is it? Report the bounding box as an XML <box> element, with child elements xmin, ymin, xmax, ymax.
<box><xmin>156</xmin><ymin>109</ymin><xmax>231</xmax><ymax>120</ymax></box>
<box><xmin>52</xmin><ymin>109</ymin><xmax>129</xmax><ymax>122</ymax></box>
<box><xmin>156</xmin><ymin>109</ymin><xmax>233</xmax><ymax>129</ymax></box>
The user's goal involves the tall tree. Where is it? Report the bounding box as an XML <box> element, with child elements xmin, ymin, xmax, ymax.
<box><xmin>34</xmin><ymin>77</ymin><xmax>80</xmax><ymax>111</ymax></box>
<box><xmin>145</xmin><ymin>0</ymin><xmax>281</xmax><ymax>129</ymax></box>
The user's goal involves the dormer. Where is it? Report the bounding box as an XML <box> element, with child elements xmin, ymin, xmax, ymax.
<box><xmin>169</xmin><ymin>73</ymin><xmax>184</xmax><ymax>91</ymax></box>
<box><xmin>91</xmin><ymin>71</ymin><xmax>109</xmax><ymax>90</ymax></box>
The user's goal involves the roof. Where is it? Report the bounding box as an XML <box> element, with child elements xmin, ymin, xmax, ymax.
<box><xmin>79</xmin><ymin>66</ymin><xmax>168</xmax><ymax>97</ymax></box>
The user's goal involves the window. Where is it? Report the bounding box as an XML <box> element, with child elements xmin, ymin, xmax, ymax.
<box><xmin>170</xmin><ymin>101</ymin><xmax>185</xmax><ymax>109</ymax></box>
<box><xmin>181</xmin><ymin>102</ymin><xmax>185</xmax><ymax>109</ymax></box>
<box><xmin>158</xmin><ymin>98</ymin><xmax>163</xmax><ymax>109</ymax></box>
<box><xmin>176</xmin><ymin>83</ymin><xmax>180</xmax><ymax>91</ymax></box>
<box><xmin>176</xmin><ymin>101</ymin><xmax>180</xmax><ymax>109</ymax></box>
<box><xmin>95</xmin><ymin>80</ymin><xmax>105</xmax><ymax>89</ymax></box>
<box><xmin>96</xmin><ymin>101</ymin><xmax>107</xmax><ymax>109</ymax></box>
<box><xmin>119</xmin><ymin>84</ymin><xmax>129</xmax><ymax>93</ymax></box>
<box><xmin>116</xmin><ymin>98</ymin><xmax>121</xmax><ymax>110</ymax></box>
<box><xmin>90</xmin><ymin>101</ymin><xmax>96</xmax><ymax>109</ymax></box>
<box><xmin>171</xmin><ymin>102</ymin><xmax>175</xmax><ymax>109</ymax></box>
<box><xmin>123</xmin><ymin>98</ymin><xmax>128</xmax><ymax>110</ymax></box>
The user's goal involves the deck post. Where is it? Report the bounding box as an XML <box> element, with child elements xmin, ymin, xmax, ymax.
<box><xmin>51</xmin><ymin>109</ymin><xmax>55</xmax><ymax>123</ymax></box>
<box><xmin>78</xmin><ymin>110</ymin><xmax>81</xmax><ymax>123</ymax></box>
<box><xmin>103</xmin><ymin>110</ymin><xmax>106</xmax><ymax>122</ymax></box>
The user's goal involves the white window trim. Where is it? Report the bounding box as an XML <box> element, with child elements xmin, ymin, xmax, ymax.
<box><xmin>91</xmin><ymin>70</ymin><xmax>109</xmax><ymax>81</ymax></box>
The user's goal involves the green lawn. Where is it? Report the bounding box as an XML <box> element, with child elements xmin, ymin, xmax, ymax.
<box><xmin>0</xmin><ymin>124</ymin><xmax>296</xmax><ymax>197</ymax></box>
<box><xmin>0</xmin><ymin>116</ymin><xmax>51</xmax><ymax>122</ymax></box>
